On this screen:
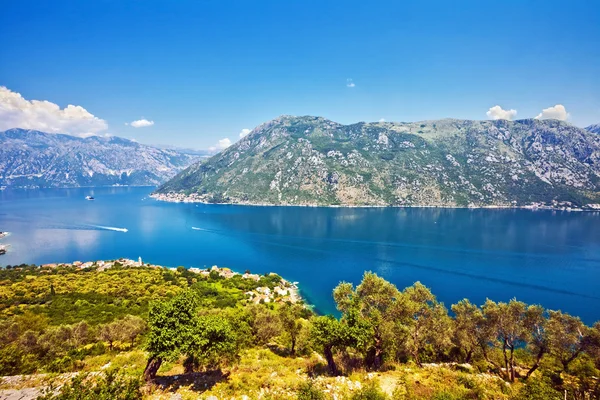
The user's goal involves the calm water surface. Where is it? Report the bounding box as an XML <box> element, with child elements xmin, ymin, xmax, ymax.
<box><xmin>1</xmin><ymin>187</ymin><xmax>600</xmax><ymax>323</ymax></box>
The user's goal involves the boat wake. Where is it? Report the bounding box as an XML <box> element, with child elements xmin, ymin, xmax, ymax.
<box><xmin>92</xmin><ymin>225</ymin><xmax>128</xmax><ymax>233</ymax></box>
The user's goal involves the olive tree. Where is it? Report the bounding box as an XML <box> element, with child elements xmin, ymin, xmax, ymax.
<box><xmin>401</xmin><ymin>282</ymin><xmax>452</xmax><ymax>366</ymax></box>
<box><xmin>144</xmin><ymin>290</ymin><xmax>200</xmax><ymax>381</ymax></box>
<box><xmin>333</xmin><ymin>272</ymin><xmax>402</xmax><ymax>369</ymax></box>
<box><xmin>546</xmin><ymin>310</ymin><xmax>587</xmax><ymax>372</ymax></box>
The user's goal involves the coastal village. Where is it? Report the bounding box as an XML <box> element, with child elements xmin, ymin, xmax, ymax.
<box><xmin>37</xmin><ymin>257</ymin><xmax>303</xmax><ymax>305</ymax></box>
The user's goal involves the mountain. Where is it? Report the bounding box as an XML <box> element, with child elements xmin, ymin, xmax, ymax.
<box><xmin>155</xmin><ymin>116</ymin><xmax>600</xmax><ymax>208</ymax></box>
<box><xmin>586</xmin><ymin>124</ymin><xmax>600</xmax><ymax>134</ymax></box>
<box><xmin>0</xmin><ymin>129</ymin><xmax>199</xmax><ymax>188</ymax></box>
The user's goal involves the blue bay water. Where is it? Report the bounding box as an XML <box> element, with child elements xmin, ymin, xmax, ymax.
<box><xmin>1</xmin><ymin>186</ymin><xmax>600</xmax><ymax>324</ymax></box>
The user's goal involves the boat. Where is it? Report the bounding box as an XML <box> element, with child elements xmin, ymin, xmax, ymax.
<box><xmin>85</xmin><ymin>196</ymin><xmax>95</xmax><ymax>200</ymax></box>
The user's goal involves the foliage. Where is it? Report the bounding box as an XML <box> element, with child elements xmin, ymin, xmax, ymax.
<box><xmin>297</xmin><ymin>379</ymin><xmax>327</xmax><ymax>400</ymax></box>
<box><xmin>38</xmin><ymin>370</ymin><xmax>143</xmax><ymax>400</ymax></box>
<box><xmin>2</xmin><ymin>264</ymin><xmax>600</xmax><ymax>399</ymax></box>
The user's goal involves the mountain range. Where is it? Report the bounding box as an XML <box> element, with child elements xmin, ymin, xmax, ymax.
<box><xmin>0</xmin><ymin>129</ymin><xmax>200</xmax><ymax>188</ymax></box>
<box><xmin>586</xmin><ymin>124</ymin><xmax>600</xmax><ymax>134</ymax></box>
<box><xmin>156</xmin><ymin>116</ymin><xmax>600</xmax><ymax>208</ymax></box>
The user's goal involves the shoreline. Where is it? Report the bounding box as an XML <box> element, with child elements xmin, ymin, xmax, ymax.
<box><xmin>150</xmin><ymin>192</ymin><xmax>600</xmax><ymax>213</ymax></box>
<box><xmin>13</xmin><ymin>258</ymin><xmax>305</xmax><ymax>306</ymax></box>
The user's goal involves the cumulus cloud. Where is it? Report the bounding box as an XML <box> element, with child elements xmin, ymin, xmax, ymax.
<box><xmin>535</xmin><ymin>104</ymin><xmax>569</xmax><ymax>121</ymax></box>
<box><xmin>239</xmin><ymin>128</ymin><xmax>251</xmax><ymax>138</ymax></box>
<box><xmin>129</xmin><ymin>118</ymin><xmax>154</xmax><ymax>128</ymax></box>
<box><xmin>486</xmin><ymin>105</ymin><xmax>517</xmax><ymax>121</ymax></box>
<box><xmin>0</xmin><ymin>86</ymin><xmax>108</xmax><ymax>136</ymax></box>
<box><xmin>379</xmin><ymin>118</ymin><xmax>386</xmax><ymax>123</ymax></box>
<box><xmin>208</xmin><ymin>138</ymin><xmax>232</xmax><ymax>153</ymax></box>
<box><xmin>346</xmin><ymin>78</ymin><xmax>355</xmax><ymax>88</ymax></box>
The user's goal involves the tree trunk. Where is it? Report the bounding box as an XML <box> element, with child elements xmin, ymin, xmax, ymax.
<box><xmin>291</xmin><ymin>337</ymin><xmax>296</xmax><ymax>356</ymax></box>
<box><xmin>509</xmin><ymin>345</ymin><xmax>515</xmax><ymax>382</ymax></box>
<box><xmin>526</xmin><ymin>347</ymin><xmax>545</xmax><ymax>378</ymax></box>
<box><xmin>373</xmin><ymin>334</ymin><xmax>384</xmax><ymax>370</ymax></box>
<box><xmin>502</xmin><ymin>341</ymin><xmax>510</xmax><ymax>381</ymax></box>
<box><xmin>143</xmin><ymin>356</ymin><xmax>163</xmax><ymax>382</ymax></box>
<box><xmin>324</xmin><ymin>346</ymin><xmax>338</xmax><ymax>376</ymax></box>
<box><xmin>465</xmin><ymin>349</ymin><xmax>473</xmax><ymax>364</ymax></box>
<box><xmin>183</xmin><ymin>355</ymin><xmax>196</xmax><ymax>374</ymax></box>
<box><xmin>562</xmin><ymin>350</ymin><xmax>582</xmax><ymax>373</ymax></box>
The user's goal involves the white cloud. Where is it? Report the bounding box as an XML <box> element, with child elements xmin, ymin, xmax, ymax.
<box><xmin>535</xmin><ymin>104</ymin><xmax>569</xmax><ymax>121</ymax></box>
<box><xmin>0</xmin><ymin>86</ymin><xmax>108</xmax><ymax>136</ymax></box>
<box><xmin>218</xmin><ymin>138</ymin><xmax>232</xmax><ymax>148</ymax></box>
<box><xmin>129</xmin><ymin>118</ymin><xmax>154</xmax><ymax>128</ymax></box>
<box><xmin>346</xmin><ymin>78</ymin><xmax>355</xmax><ymax>88</ymax></box>
<box><xmin>486</xmin><ymin>105</ymin><xmax>517</xmax><ymax>121</ymax></box>
<box><xmin>208</xmin><ymin>137</ymin><xmax>232</xmax><ymax>153</ymax></box>
<box><xmin>239</xmin><ymin>128</ymin><xmax>251</xmax><ymax>138</ymax></box>
<box><xmin>379</xmin><ymin>118</ymin><xmax>386</xmax><ymax>123</ymax></box>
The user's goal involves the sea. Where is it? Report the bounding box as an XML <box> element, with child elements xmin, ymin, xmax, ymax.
<box><xmin>1</xmin><ymin>186</ymin><xmax>600</xmax><ymax>324</ymax></box>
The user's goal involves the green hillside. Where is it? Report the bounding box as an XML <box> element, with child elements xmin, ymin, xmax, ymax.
<box><xmin>1</xmin><ymin>262</ymin><xmax>599</xmax><ymax>399</ymax></box>
<box><xmin>156</xmin><ymin>116</ymin><xmax>600</xmax><ymax>208</ymax></box>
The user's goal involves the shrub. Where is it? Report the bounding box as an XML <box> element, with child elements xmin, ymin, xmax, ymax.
<box><xmin>297</xmin><ymin>379</ymin><xmax>327</xmax><ymax>400</ymax></box>
<box><xmin>350</xmin><ymin>380</ymin><xmax>388</xmax><ymax>400</ymax></box>
<box><xmin>514</xmin><ymin>377</ymin><xmax>562</xmax><ymax>400</ymax></box>
<box><xmin>38</xmin><ymin>370</ymin><xmax>143</xmax><ymax>400</ymax></box>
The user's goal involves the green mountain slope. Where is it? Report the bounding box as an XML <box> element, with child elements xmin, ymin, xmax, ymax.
<box><xmin>156</xmin><ymin>116</ymin><xmax>600</xmax><ymax>208</ymax></box>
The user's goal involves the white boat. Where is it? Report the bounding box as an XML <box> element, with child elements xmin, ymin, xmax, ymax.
<box><xmin>85</xmin><ymin>195</ymin><xmax>95</xmax><ymax>200</ymax></box>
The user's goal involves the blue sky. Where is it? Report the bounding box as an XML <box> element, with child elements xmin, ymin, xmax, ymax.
<box><xmin>1</xmin><ymin>0</ymin><xmax>599</xmax><ymax>149</ymax></box>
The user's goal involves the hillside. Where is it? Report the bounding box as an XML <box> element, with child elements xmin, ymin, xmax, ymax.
<box><xmin>155</xmin><ymin>116</ymin><xmax>600</xmax><ymax>208</ymax></box>
<box><xmin>587</xmin><ymin>124</ymin><xmax>600</xmax><ymax>134</ymax></box>
<box><xmin>1</xmin><ymin>262</ymin><xmax>599</xmax><ymax>399</ymax></box>
<box><xmin>0</xmin><ymin>129</ymin><xmax>199</xmax><ymax>188</ymax></box>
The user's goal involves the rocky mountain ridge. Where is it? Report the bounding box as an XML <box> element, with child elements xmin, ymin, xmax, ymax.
<box><xmin>156</xmin><ymin>116</ymin><xmax>600</xmax><ymax>208</ymax></box>
<box><xmin>0</xmin><ymin>129</ymin><xmax>200</xmax><ymax>188</ymax></box>
<box><xmin>586</xmin><ymin>124</ymin><xmax>600</xmax><ymax>134</ymax></box>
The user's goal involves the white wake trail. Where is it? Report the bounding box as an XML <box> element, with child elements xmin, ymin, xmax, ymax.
<box><xmin>93</xmin><ymin>225</ymin><xmax>128</xmax><ymax>233</ymax></box>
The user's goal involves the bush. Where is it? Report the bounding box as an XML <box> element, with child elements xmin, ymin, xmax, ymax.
<box><xmin>350</xmin><ymin>381</ymin><xmax>388</xmax><ymax>400</ymax></box>
<box><xmin>38</xmin><ymin>370</ymin><xmax>143</xmax><ymax>400</ymax></box>
<box><xmin>297</xmin><ymin>379</ymin><xmax>327</xmax><ymax>400</ymax></box>
<box><xmin>515</xmin><ymin>377</ymin><xmax>562</xmax><ymax>400</ymax></box>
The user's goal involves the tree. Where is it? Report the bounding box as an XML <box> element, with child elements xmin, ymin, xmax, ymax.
<box><xmin>71</xmin><ymin>321</ymin><xmax>92</xmax><ymax>347</ymax></box>
<box><xmin>144</xmin><ymin>290</ymin><xmax>199</xmax><ymax>381</ymax></box>
<box><xmin>588</xmin><ymin>321</ymin><xmax>600</xmax><ymax>369</ymax></box>
<box><xmin>546</xmin><ymin>310</ymin><xmax>587</xmax><ymax>372</ymax></box>
<box><xmin>451</xmin><ymin>299</ymin><xmax>485</xmax><ymax>363</ymax></box>
<box><xmin>98</xmin><ymin>323</ymin><xmax>120</xmax><ymax>351</ymax></box>
<box><xmin>118</xmin><ymin>315</ymin><xmax>146</xmax><ymax>347</ymax></box>
<box><xmin>249</xmin><ymin>304</ymin><xmax>282</xmax><ymax>345</ymax></box>
<box><xmin>523</xmin><ymin>305</ymin><xmax>546</xmax><ymax>378</ymax></box>
<box><xmin>401</xmin><ymin>282</ymin><xmax>452</xmax><ymax>366</ymax></box>
<box><xmin>333</xmin><ymin>272</ymin><xmax>402</xmax><ymax>369</ymax></box>
<box><xmin>310</xmin><ymin>316</ymin><xmax>348</xmax><ymax>375</ymax></box>
<box><xmin>184</xmin><ymin>315</ymin><xmax>238</xmax><ymax>372</ymax></box>
<box><xmin>278</xmin><ymin>303</ymin><xmax>304</xmax><ymax>355</ymax></box>
<box><xmin>482</xmin><ymin>299</ymin><xmax>544</xmax><ymax>382</ymax></box>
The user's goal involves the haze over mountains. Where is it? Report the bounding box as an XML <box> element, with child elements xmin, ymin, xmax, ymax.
<box><xmin>587</xmin><ymin>124</ymin><xmax>600</xmax><ymax>134</ymax></box>
<box><xmin>156</xmin><ymin>116</ymin><xmax>600</xmax><ymax>208</ymax></box>
<box><xmin>0</xmin><ymin>128</ymin><xmax>200</xmax><ymax>188</ymax></box>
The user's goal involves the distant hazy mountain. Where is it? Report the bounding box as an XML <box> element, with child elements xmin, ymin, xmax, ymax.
<box><xmin>156</xmin><ymin>116</ymin><xmax>600</xmax><ymax>208</ymax></box>
<box><xmin>0</xmin><ymin>129</ymin><xmax>199</xmax><ymax>188</ymax></box>
<box><xmin>586</xmin><ymin>124</ymin><xmax>600</xmax><ymax>134</ymax></box>
<box><xmin>152</xmin><ymin>143</ymin><xmax>213</xmax><ymax>157</ymax></box>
